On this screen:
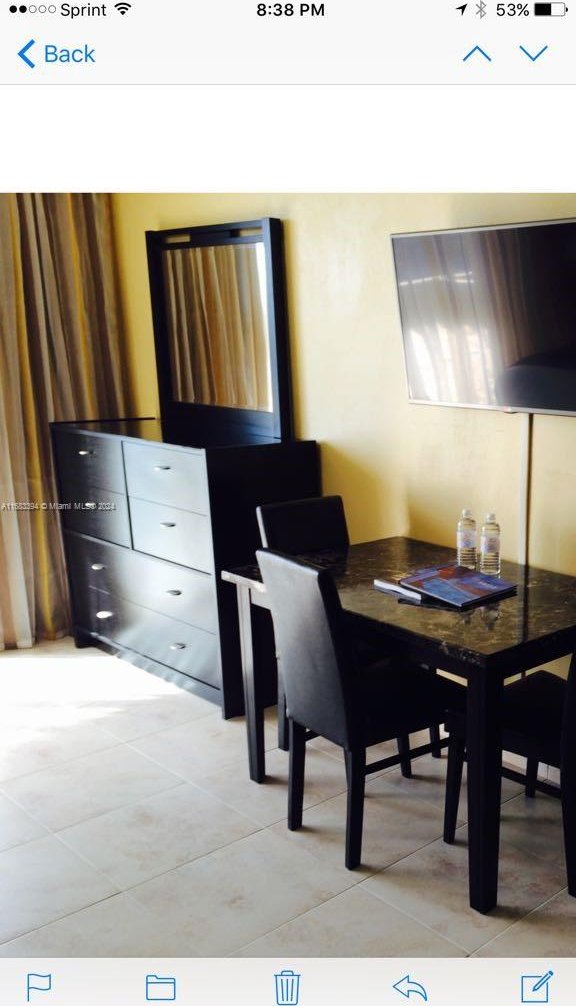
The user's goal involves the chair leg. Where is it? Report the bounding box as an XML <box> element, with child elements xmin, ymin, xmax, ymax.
<box><xmin>561</xmin><ymin>768</ymin><xmax>576</xmax><ymax>897</ymax></box>
<box><xmin>344</xmin><ymin>748</ymin><xmax>366</xmax><ymax>869</ymax></box>
<box><xmin>398</xmin><ymin>734</ymin><xmax>412</xmax><ymax>778</ymax></box>
<box><xmin>444</xmin><ymin>734</ymin><xmax>465</xmax><ymax>844</ymax></box>
<box><xmin>525</xmin><ymin>758</ymin><xmax>539</xmax><ymax>798</ymax></box>
<box><xmin>430</xmin><ymin>724</ymin><xmax>443</xmax><ymax>759</ymax></box>
<box><xmin>288</xmin><ymin>719</ymin><xmax>306</xmax><ymax>831</ymax></box>
<box><xmin>277</xmin><ymin>668</ymin><xmax>289</xmax><ymax>752</ymax></box>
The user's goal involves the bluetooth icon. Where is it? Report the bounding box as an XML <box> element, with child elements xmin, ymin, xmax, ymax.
<box><xmin>476</xmin><ymin>0</ymin><xmax>487</xmax><ymax>15</ymax></box>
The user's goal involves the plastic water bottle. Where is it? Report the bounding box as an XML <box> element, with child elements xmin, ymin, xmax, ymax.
<box><xmin>457</xmin><ymin>509</ymin><xmax>477</xmax><ymax>569</ymax></box>
<box><xmin>479</xmin><ymin>513</ymin><xmax>501</xmax><ymax>575</ymax></box>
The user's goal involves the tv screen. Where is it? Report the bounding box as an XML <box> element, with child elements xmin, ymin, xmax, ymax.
<box><xmin>392</xmin><ymin>219</ymin><xmax>576</xmax><ymax>415</ymax></box>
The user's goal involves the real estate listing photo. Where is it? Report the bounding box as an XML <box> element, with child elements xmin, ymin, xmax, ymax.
<box><xmin>0</xmin><ymin>192</ymin><xmax>575</xmax><ymax>958</ymax></box>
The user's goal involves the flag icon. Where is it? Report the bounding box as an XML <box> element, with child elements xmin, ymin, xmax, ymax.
<box><xmin>26</xmin><ymin>974</ymin><xmax>52</xmax><ymax>1002</ymax></box>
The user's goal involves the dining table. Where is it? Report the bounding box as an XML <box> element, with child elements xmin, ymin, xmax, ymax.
<box><xmin>222</xmin><ymin>535</ymin><xmax>576</xmax><ymax>913</ymax></box>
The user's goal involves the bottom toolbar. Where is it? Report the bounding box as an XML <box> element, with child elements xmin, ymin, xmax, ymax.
<box><xmin>0</xmin><ymin>958</ymin><xmax>572</xmax><ymax>1006</ymax></box>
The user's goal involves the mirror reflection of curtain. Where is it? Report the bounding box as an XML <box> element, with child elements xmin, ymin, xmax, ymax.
<box><xmin>398</xmin><ymin>231</ymin><xmax>533</xmax><ymax>406</ymax></box>
<box><xmin>163</xmin><ymin>243</ymin><xmax>272</xmax><ymax>411</ymax></box>
<box><xmin>0</xmin><ymin>193</ymin><xmax>131</xmax><ymax>648</ymax></box>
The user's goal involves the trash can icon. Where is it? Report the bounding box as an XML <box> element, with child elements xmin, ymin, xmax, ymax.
<box><xmin>275</xmin><ymin>970</ymin><xmax>300</xmax><ymax>1006</ymax></box>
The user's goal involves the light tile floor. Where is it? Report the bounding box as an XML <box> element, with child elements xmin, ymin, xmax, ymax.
<box><xmin>0</xmin><ymin>638</ymin><xmax>573</xmax><ymax>957</ymax></box>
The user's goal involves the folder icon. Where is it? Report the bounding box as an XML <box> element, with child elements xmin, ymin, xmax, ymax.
<box><xmin>146</xmin><ymin>975</ymin><xmax>176</xmax><ymax>1001</ymax></box>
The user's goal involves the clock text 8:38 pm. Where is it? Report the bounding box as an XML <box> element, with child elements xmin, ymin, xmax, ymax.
<box><xmin>257</xmin><ymin>3</ymin><xmax>325</xmax><ymax>15</ymax></box>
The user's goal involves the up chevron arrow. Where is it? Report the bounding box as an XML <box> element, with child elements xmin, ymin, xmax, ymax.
<box><xmin>463</xmin><ymin>44</ymin><xmax>492</xmax><ymax>62</ymax></box>
<box><xmin>519</xmin><ymin>44</ymin><xmax>549</xmax><ymax>61</ymax></box>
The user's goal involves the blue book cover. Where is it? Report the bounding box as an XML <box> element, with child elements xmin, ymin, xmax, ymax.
<box><xmin>399</xmin><ymin>564</ymin><xmax>517</xmax><ymax>609</ymax></box>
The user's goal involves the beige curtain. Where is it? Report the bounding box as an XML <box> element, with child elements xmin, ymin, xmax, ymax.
<box><xmin>0</xmin><ymin>193</ymin><xmax>131</xmax><ymax>649</ymax></box>
<box><xmin>163</xmin><ymin>243</ymin><xmax>271</xmax><ymax>410</ymax></box>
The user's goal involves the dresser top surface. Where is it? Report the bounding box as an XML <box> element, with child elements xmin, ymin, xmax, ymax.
<box><xmin>51</xmin><ymin>418</ymin><xmax>291</xmax><ymax>450</ymax></box>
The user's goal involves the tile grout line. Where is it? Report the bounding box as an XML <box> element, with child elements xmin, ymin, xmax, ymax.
<box><xmin>230</xmin><ymin>884</ymin><xmax>471</xmax><ymax>958</ymax></box>
<box><xmin>470</xmin><ymin>884</ymin><xmax>570</xmax><ymax>955</ymax></box>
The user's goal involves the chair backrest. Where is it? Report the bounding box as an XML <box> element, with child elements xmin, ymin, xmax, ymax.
<box><xmin>256</xmin><ymin>549</ymin><xmax>358</xmax><ymax>748</ymax></box>
<box><xmin>256</xmin><ymin>496</ymin><xmax>349</xmax><ymax>554</ymax></box>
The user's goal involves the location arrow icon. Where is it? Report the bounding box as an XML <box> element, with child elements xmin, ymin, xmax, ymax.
<box><xmin>18</xmin><ymin>39</ymin><xmax>36</xmax><ymax>68</ymax></box>
<box><xmin>393</xmin><ymin>975</ymin><xmax>428</xmax><ymax>1001</ymax></box>
<box><xmin>456</xmin><ymin>3</ymin><xmax>468</xmax><ymax>12</ymax></box>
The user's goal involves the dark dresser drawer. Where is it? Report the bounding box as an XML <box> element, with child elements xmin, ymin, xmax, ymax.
<box><xmin>66</xmin><ymin>533</ymin><xmax>216</xmax><ymax>632</ymax></box>
<box><xmin>61</xmin><ymin>484</ymin><xmax>131</xmax><ymax>547</ymax></box>
<box><xmin>130</xmin><ymin>498</ymin><xmax>213</xmax><ymax>572</ymax></box>
<box><xmin>123</xmin><ymin>442</ymin><xmax>209</xmax><ymax>513</ymax></box>
<box><xmin>78</xmin><ymin>588</ymin><xmax>219</xmax><ymax>688</ymax></box>
<box><xmin>54</xmin><ymin>430</ymin><xmax>125</xmax><ymax>494</ymax></box>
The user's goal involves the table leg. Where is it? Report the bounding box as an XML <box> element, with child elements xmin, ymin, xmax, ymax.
<box><xmin>466</xmin><ymin>672</ymin><xmax>503</xmax><ymax>913</ymax></box>
<box><xmin>237</xmin><ymin>585</ymin><xmax>266</xmax><ymax>783</ymax></box>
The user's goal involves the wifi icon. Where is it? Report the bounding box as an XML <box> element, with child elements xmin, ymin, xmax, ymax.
<box><xmin>115</xmin><ymin>1</ymin><xmax>131</xmax><ymax>12</ymax></box>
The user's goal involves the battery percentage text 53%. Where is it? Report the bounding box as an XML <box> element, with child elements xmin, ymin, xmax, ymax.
<box><xmin>497</xmin><ymin>3</ymin><xmax>530</xmax><ymax>12</ymax></box>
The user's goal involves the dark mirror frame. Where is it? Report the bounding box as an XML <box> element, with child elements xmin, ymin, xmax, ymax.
<box><xmin>146</xmin><ymin>218</ymin><xmax>293</xmax><ymax>442</ymax></box>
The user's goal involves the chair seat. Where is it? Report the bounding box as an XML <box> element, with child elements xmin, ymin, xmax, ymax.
<box><xmin>446</xmin><ymin>669</ymin><xmax>565</xmax><ymax>765</ymax></box>
<box><xmin>361</xmin><ymin>661</ymin><xmax>465</xmax><ymax>747</ymax></box>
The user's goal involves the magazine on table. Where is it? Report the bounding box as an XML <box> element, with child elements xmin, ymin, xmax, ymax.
<box><xmin>374</xmin><ymin>564</ymin><xmax>517</xmax><ymax>609</ymax></box>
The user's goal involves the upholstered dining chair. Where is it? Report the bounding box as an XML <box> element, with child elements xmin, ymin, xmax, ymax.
<box><xmin>256</xmin><ymin>494</ymin><xmax>442</xmax><ymax>775</ymax></box>
<box><xmin>256</xmin><ymin>495</ymin><xmax>350</xmax><ymax>556</ymax></box>
<box><xmin>443</xmin><ymin>658</ymin><xmax>576</xmax><ymax>896</ymax></box>
<box><xmin>257</xmin><ymin>548</ymin><xmax>463</xmax><ymax>869</ymax></box>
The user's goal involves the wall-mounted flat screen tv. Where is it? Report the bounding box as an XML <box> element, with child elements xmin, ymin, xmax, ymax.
<box><xmin>392</xmin><ymin>219</ymin><xmax>576</xmax><ymax>415</ymax></box>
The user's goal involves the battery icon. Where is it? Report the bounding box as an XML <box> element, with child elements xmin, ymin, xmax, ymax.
<box><xmin>534</xmin><ymin>2</ymin><xmax>568</xmax><ymax>12</ymax></box>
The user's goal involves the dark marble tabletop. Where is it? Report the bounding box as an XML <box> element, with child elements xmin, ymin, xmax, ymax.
<box><xmin>223</xmin><ymin>537</ymin><xmax>576</xmax><ymax>675</ymax></box>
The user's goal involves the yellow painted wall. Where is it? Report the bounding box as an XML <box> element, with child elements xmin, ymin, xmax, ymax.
<box><xmin>112</xmin><ymin>193</ymin><xmax>576</xmax><ymax>586</ymax></box>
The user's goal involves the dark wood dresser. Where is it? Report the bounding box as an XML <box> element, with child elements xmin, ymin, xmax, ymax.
<box><xmin>51</xmin><ymin>418</ymin><xmax>320</xmax><ymax>717</ymax></box>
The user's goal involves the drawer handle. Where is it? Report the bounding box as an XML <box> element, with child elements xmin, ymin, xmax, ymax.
<box><xmin>166</xmin><ymin>589</ymin><xmax>182</xmax><ymax>596</ymax></box>
<box><xmin>91</xmin><ymin>563</ymin><xmax>105</xmax><ymax>572</ymax></box>
<box><xmin>96</xmin><ymin>610</ymin><xmax>113</xmax><ymax>620</ymax></box>
<box><xmin>170</xmin><ymin>642</ymin><xmax>186</xmax><ymax>651</ymax></box>
<box><xmin>153</xmin><ymin>465</ymin><xmax>172</xmax><ymax>471</ymax></box>
<box><xmin>78</xmin><ymin>449</ymin><xmax>95</xmax><ymax>456</ymax></box>
<box><xmin>160</xmin><ymin>522</ymin><xmax>176</xmax><ymax>528</ymax></box>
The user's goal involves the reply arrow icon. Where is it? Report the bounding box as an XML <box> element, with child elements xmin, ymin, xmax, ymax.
<box><xmin>393</xmin><ymin>975</ymin><xmax>428</xmax><ymax>1001</ymax></box>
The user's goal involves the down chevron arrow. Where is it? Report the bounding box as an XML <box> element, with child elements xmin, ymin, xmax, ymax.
<box><xmin>520</xmin><ymin>44</ymin><xmax>549</xmax><ymax>61</ymax></box>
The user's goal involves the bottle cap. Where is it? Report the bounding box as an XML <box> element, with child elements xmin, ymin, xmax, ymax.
<box><xmin>461</xmin><ymin>508</ymin><xmax>473</xmax><ymax>518</ymax></box>
<box><xmin>486</xmin><ymin>512</ymin><xmax>497</xmax><ymax>522</ymax></box>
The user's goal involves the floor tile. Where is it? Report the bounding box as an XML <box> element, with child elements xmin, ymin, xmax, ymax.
<box><xmin>499</xmin><ymin>792</ymin><xmax>566</xmax><ymax>869</ymax></box>
<box><xmin>379</xmin><ymin>753</ymin><xmax>523</xmax><ymax>822</ymax></box>
<box><xmin>363</xmin><ymin>827</ymin><xmax>568</xmax><ymax>953</ymax></box>
<box><xmin>270</xmin><ymin>772</ymin><xmax>446</xmax><ymax>877</ymax></box>
<box><xmin>0</xmin><ymin>892</ymin><xmax>193</xmax><ymax>957</ymax></box>
<box><xmin>129</xmin><ymin>828</ymin><xmax>357</xmax><ymax>956</ymax></box>
<box><xmin>195</xmin><ymin>746</ymin><xmax>348</xmax><ymax>828</ymax></box>
<box><xmin>371</xmin><ymin>753</ymin><xmax>461</xmax><ymax>817</ymax></box>
<box><xmin>94</xmin><ymin>690</ymin><xmax>217</xmax><ymax>742</ymax></box>
<box><xmin>59</xmin><ymin>783</ymin><xmax>260</xmax><ymax>888</ymax></box>
<box><xmin>475</xmin><ymin>889</ymin><xmax>576</xmax><ymax>956</ymax></box>
<box><xmin>0</xmin><ymin>835</ymin><xmax>117</xmax><ymax>944</ymax></box>
<box><xmin>236</xmin><ymin>886</ymin><xmax>466</xmax><ymax>957</ymax></box>
<box><xmin>0</xmin><ymin>793</ymin><xmax>47</xmax><ymax>852</ymax></box>
<box><xmin>131</xmin><ymin>714</ymin><xmax>277</xmax><ymax>782</ymax></box>
<box><xmin>0</xmin><ymin>720</ymin><xmax>120</xmax><ymax>783</ymax></box>
<box><xmin>2</xmin><ymin>745</ymin><xmax>182</xmax><ymax>831</ymax></box>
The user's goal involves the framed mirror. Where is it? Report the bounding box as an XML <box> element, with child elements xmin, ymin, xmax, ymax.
<box><xmin>146</xmin><ymin>218</ymin><xmax>293</xmax><ymax>441</ymax></box>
